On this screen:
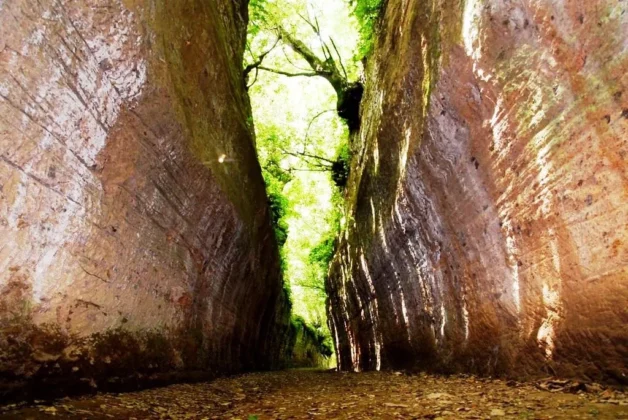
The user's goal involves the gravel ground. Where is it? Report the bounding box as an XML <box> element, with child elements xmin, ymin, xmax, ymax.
<box><xmin>1</xmin><ymin>369</ymin><xmax>626</xmax><ymax>419</ymax></box>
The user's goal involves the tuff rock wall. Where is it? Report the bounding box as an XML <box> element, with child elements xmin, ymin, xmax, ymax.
<box><xmin>0</xmin><ymin>0</ymin><xmax>292</xmax><ymax>399</ymax></box>
<box><xmin>328</xmin><ymin>0</ymin><xmax>628</xmax><ymax>384</ymax></box>
<box><xmin>287</xmin><ymin>319</ymin><xmax>333</xmax><ymax>369</ymax></box>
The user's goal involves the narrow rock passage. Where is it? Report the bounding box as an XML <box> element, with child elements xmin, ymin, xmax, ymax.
<box><xmin>1</xmin><ymin>370</ymin><xmax>626</xmax><ymax>419</ymax></box>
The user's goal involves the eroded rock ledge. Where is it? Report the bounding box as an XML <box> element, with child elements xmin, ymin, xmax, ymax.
<box><xmin>328</xmin><ymin>0</ymin><xmax>628</xmax><ymax>385</ymax></box>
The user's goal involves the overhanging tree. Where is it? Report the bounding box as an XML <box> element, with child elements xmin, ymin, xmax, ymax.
<box><xmin>245</xmin><ymin>13</ymin><xmax>363</xmax><ymax>131</ymax></box>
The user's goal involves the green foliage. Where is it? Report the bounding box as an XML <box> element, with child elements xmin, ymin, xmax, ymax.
<box><xmin>351</xmin><ymin>0</ymin><xmax>384</xmax><ymax>58</ymax></box>
<box><xmin>307</xmin><ymin>193</ymin><xmax>341</xmax><ymax>279</ymax></box>
<box><xmin>248</xmin><ymin>0</ymin><xmax>268</xmax><ymax>36</ymax></box>
<box><xmin>291</xmin><ymin>315</ymin><xmax>334</xmax><ymax>358</ymax></box>
<box><xmin>282</xmin><ymin>279</ymin><xmax>293</xmax><ymax>312</ymax></box>
<box><xmin>259</xmin><ymin>129</ymin><xmax>292</xmax><ymax>251</ymax></box>
<box><xmin>336</xmin><ymin>141</ymin><xmax>351</xmax><ymax>163</ymax></box>
<box><xmin>331</xmin><ymin>142</ymin><xmax>351</xmax><ymax>187</ymax></box>
<box><xmin>309</xmin><ymin>237</ymin><xmax>335</xmax><ymax>273</ymax></box>
<box><xmin>262</xmin><ymin>169</ymin><xmax>290</xmax><ymax>253</ymax></box>
<box><xmin>298</xmin><ymin>190</ymin><xmax>342</xmax><ymax>302</ymax></box>
<box><xmin>246</xmin><ymin>0</ymin><xmax>362</xmax><ymax>366</ymax></box>
<box><xmin>257</xmin><ymin>129</ymin><xmax>293</xmax><ymax>304</ymax></box>
<box><xmin>268</xmin><ymin>192</ymin><xmax>289</xmax><ymax>248</ymax></box>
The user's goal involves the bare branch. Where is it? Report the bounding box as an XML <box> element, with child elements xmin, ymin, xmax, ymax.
<box><xmin>245</xmin><ymin>42</ymin><xmax>256</xmax><ymax>61</ymax></box>
<box><xmin>313</xmin><ymin>16</ymin><xmax>332</xmax><ymax>62</ymax></box>
<box><xmin>323</xmin><ymin>43</ymin><xmax>334</xmax><ymax>64</ymax></box>
<box><xmin>289</xmin><ymin>168</ymin><xmax>331</xmax><ymax>172</ymax></box>
<box><xmin>302</xmin><ymin>109</ymin><xmax>336</xmax><ymax>152</ymax></box>
<box><xmin>244</xmin><ymin>36</ymin><xmax>282</xmax><ymax>79</ymax></box>
<box><xmin>297</xmin><ymin>11</ymin><xmax>318</xmax><ymax>34</ymax></box>
<box><xmin>314</xmin><ymin>16</ymin><xmax>322</xmax><ymax>34</ymax></box>
<box><xmin>281</xmin><ymin>45</ymin><xmax>314</xmax><ymax>72</ymax></box>
<box><xmin>282</xmin><ymin>149</ymin><xmax>336</xmax><ymax>165</ymax></box>
<box><xmin>329</xmin><ymin>38</ymin><xmax>348</xmax><ymax>81</ymax></box>
<box><xmin>296</xmin><ymin>282</ymin><xmax>327</xmax><ymax>293</ymax></box>
<box><xmin>258</xmin><ymin>66</ymin><xmax>318</xmax><ymax>77</ymax></box>
<box><xmin>278</xmin><ymin>27</ymin><xmax>328</xmax><ymax>75</ymax></box>
<box><xmin>290</xmin><ymin>157</ymin><xmax>332</xmax><ymax>170</ymax></box>
<box><xmin>248</xmin><ymin>67</ymin><xmax>260</xmax><ymax>88</ymax></box>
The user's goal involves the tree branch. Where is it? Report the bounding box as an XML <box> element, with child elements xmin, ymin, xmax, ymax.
<box><xmin>302</xmin><ymin>109</ymin><xmax>336</xmax><ymax>153</ymax></box>
<box><xmin>289</xmin><ymin>168</ymin><xmax>331</xmax><ymax>172</ymax></box>
<box><xmin>278</xmin><ymin>27</ymin><xmax>328</xmax><ymax>74</ymax></box>
<box><xmin>277</xmin><ymin>26</ymin><xmax>347</xmax><ymax>97</ymax></box>
<box><xmin>296</xmin><ymin>282</ymin><xmax>327</xmax><ymax>293</ymax></box>
<box><xmin>329</xmin><ymin>38</ymin><xmax>348</xmax><ymax>81</ymax></box>
<box><xmin>282</xmin><ymin>149</ymin><xmax>336</xmax><ymax>165</ymax></box>
<box><xmin>313</xmin><ymin>16</ymin><xmax>330</xmax><ymax>61</ymax></box>
<box><xmin>297</xmin><ymin>11</ymin><xmax>318</xmax><ymax>34</ymax></box>
<box><xmin>244</xmin><ymin>36</ymin><xmax>281</xmax><ymax>79</ymax></box>
<box><xmin>281</xmin><ymin>45</ymin><xmax>314</xmax><ymax>72</ymax></box>
<box><xmin>247</xmin><ymin>67</ymin><xmax>260</xmax><ymax>89</ymax></box>
<box><xmin>258</xmin><ymin>66</ymin><xmax>318</xmax><ymax>77</ymax></box>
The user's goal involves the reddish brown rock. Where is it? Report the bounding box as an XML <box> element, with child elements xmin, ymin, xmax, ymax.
<box><xmin>328</xmin><ymin>0</ymin><xmax>628</xmax><ymax>384</ymax></box>
<box><xmin>0</xmin><ymin>0</ymin><xmax>291</xmax><ymax>399</ymax></box>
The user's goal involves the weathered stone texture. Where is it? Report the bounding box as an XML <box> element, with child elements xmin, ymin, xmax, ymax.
<box><xmin>328</xmin><ymin>0</ymin><xmax>628</xmax><ymax>384</ymax></box>
<box><xmin>286</xmin><ymin>320</ymin><xmax>333</xmax><ymax>369</ymax></box>
<box><xmin>0</xmin><ymin>0</ymin><xmax>289</xmax><ymax>399</ymax></box>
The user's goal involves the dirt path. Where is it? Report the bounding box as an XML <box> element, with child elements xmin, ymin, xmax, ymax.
<box><xmin>1</xmin><ymin>370</ymin><xmax>626</xmax><ymax>419</ymax></box>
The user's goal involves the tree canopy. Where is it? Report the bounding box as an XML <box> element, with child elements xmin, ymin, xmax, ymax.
<box><xmin>245</xmin><ymin>0</ymin><xmax>383</xmax><ymax>363</ymax></box>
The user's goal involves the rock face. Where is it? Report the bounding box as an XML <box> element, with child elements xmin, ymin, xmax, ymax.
<box><xmin>0</xmin><ymin>0</ymin><xmax>291</xmax><ymax>399</ymax></box>
<box><xmin>287</xmin><ymin>319</ymin><xmax>332</xmax><ymax>369</ymax></box>
<box><xmin>328</xmin><ymin>0</ymin><xmax>628</xmax><ymax>384</ymax></box>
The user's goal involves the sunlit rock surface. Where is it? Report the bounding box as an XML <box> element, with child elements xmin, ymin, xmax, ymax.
<box><xmin>328</xmin><ymin>0</ymin><xmax>628</xmax><ymax>384</ymax></box>
<box><xmin>0</xmin><ymin>0</ymin><xmax>292</xmax><ymax>399</ymax></box>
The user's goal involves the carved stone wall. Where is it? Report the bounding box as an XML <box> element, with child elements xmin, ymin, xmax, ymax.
<box><xmin>0</xmin><ymin>0</ymin><xmax>291</xmax><ymax>399</ymax></box>
<box><xmin>328</xmin><ymin>0</ymin><xmax>628</xmax><ymax>385</ymax></box>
